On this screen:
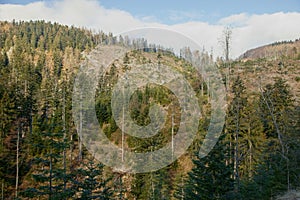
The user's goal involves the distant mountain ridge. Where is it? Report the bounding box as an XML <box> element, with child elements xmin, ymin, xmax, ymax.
<box><xmin>240</xmin><ymin>38</ymin><xmax>300</xmax><ymax>60</ymax></box>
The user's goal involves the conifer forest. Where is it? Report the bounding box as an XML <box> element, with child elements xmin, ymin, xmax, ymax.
<box><xmin>0</xmin><ymin>20</ymin><xmax>299</xmax><ymax>199</ymax></box>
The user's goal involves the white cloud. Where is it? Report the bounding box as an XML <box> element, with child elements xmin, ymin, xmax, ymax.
<box><xmin>0</xmin><ymin>0</ymin><xmax>300</xmax><ymax>58</ymax></box>
<box><xmin>0</xmin><ymin>0</ymin><xmax>153</xmax><ymax>32</ymax></box>
<box><xmin>170</xmin><ymin>22</ymin><xmax>223</xmax><ymax>55</ymax></box>
<box><xmin>219</xmin><ymin>13</ymin><xmax>249</xmax><ymax>27</ymax></box>
<box><xmin>231</xmin><ymin>12</ymin><xmax>300</xmax><ymax>57</ymax></box>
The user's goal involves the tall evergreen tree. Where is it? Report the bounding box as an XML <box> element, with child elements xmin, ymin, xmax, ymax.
<box><xmin>257</xmin><ymin>77</ymin><xmax>299</xmax><ymax>196</ymax></box>
<box><xmin>180</xmin><ymin>135</ymin><xmax>233</xmax><ymax>200</ymax></box>
<box><xmin>225</xmin><ymin>76</ymin><xmax>247</xmax><ymax>194</ymax></box>
<box><xmin>72</xmin><ymin>158</ymin><xmax>113</xmax><ymax>199</ymax></box>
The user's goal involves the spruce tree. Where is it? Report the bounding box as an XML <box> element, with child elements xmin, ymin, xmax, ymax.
<box><xmin>72</xmin><ymin>158</ymin><xmax>113</xmax><ymax>199</ymax></box>
<box><xmin>257</xmin><ymin>77</ymin><xmax>299</xmax><ymax>196</ymax></box>
<box><xmin>182</xmin><ymin>135</ymin><xmax>233</xmax><ymax>200</ymax></box>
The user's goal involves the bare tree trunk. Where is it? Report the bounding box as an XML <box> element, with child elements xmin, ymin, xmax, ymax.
<box><xmin>207</xmin><ymin>77</ymin><xmax>210</xmax><ymax>102</ymax></box>
<box><xmin>259</xmin><ymin>81</ymin><xmax>290</xmax><ymax>190</ymax></box>
<box><xmin>69</xmin><ymin>84</ymin><xmax>73</xmax><ymax>164</ymax></box>
<box><xmin>62</xmin><ymin>87</ymin><xmax>67</xmax><ymax>194</ymax></box>
<box><xmin>227</xmin><ymin>63</ymin><xmax>231</xmax><ymax>92</ymax></box>
<box><xmin>70</xmin><ymin>132</ymin><xmax>73</xmax><ymax>164</ymax></box>
<box><xmin>15</xmin><ymin>124</ymin><xmax>20</xmax><ymax>199</ymax></box>
<box><xmin>171</xmin><ymin>106</ymin><xmax>174</xmax><ymax>161</ymax></box>
<box><xmin>24</xmin><ymin>79</ymin><xmax>27</xmax><ymax>96</ymax></box>
<box><xmin>122</xmin><ymin>85</ymin><xmax>125</xmax><ymax>162</ymax></box>
<box><xmin>260</xmin><ymin>88</ymin><xmax>285</xmax><ymax>154</ymax></box>
<box><xmin>221</xmin><ymin>27</ymin><xmax>232</xmax><ymax>92</ymax></box>
<box><xmin>122</xmin><ymin>100</ymin><xmax>125</xmax><ymax>162</ymax></box>
<box><xmin>224</xmin><ymin>27</ymin><xmax>232</xmax><ymax>62</ymax></box>
<box><xmin>151</xmin><ymin>172</ymin><xmax>154</xmax><ymax>199</ymax></box>
<box><xmin>233</xmin><ymin>133</ymin><xmax>238</xmax><ymax>190</ymax></box>
<box><xmin>29</xmin><ymin>104</ymin><xmax>33</xmax><ymax>137</ymax></box>
<box><xmin>234</xmin><ymin>102</ymin><xmax>240</xmax><ymax>193</ymax></box>
<box><xmin>249</xmin><ymin>138</ymin><xmax>253</xmax><ymax>178</ymax></box>
<box><xmin>201</xmin><ymin>80</ymin><xmax>204</xmax><ymax>96</ymax></box>
<box><xmin>79</xmin><ymin>92</ymin><xmax>83</xmax><ymax>161</ymax></box>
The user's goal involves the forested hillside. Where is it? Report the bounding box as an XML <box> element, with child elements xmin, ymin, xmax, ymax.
<box><xmin>240</xmin><ymin>39</ymin><xmax>300</xmax><ymax>61</ymax></box>
<box><xmin>0</xmin><ymin>20</ymin><xmax>299</xmax><ymax>199</ymax></box>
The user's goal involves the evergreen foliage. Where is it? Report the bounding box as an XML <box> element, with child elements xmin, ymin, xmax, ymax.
<box><xmin>0</xmin><ymin>20</ymin><xmax>298</xmax><ymax>199</ymax></box>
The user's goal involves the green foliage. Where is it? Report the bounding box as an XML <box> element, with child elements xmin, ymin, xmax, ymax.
<box><xmin>257</xmin><ymin>77</ymin><xmax>299</xmax><ymax>196</ymax></box>
<box><xmin>21</xmin><ymin>112</ymin><xmax>73</xmax><ymax>199</ymax></box>
<box><xmin>179</xmin><ymin>135</ymin><xmax>234</xmax><ymax>200</ymax></box>
<box><xmin>0</xmin><ymin>20</ymin><xmax>299</xmax><ymax>199</ymax></box>
<box><xmin>131</xmin><ymin>167</ymin><xmax>173</xmax><ymax>200</ymax></box>
<box><xmin>72</xmin><ymin>159</ymin><xmax>113</xmax><ymax>199</ymax></box>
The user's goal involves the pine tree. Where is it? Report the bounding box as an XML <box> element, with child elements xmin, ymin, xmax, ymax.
<box><xmin>238</xmin><ymin>100</ymin><xmax>266</xmax><ymax>180</ymax></box>
<box><xmin>257</xmin><ymin>77</ymin><xmax>299</xmax><ymax>196</ymax></box>
<box><xmin>21</xmin><ymin>89</ymin><xmax>73</xmax><ymax>199</ymax></box>
<box><xmin>72</xmin><ymin>158</ymin><xmax>113</xmax><ymax>199</ymax></box>
<box><xmin>181</xmin><ymin>135</ymin><xmax>233</xmax><ymax>200</ymax></box>
<box><xmin>130</xmin><ymin>168</ymin><xmax>172</xmax><ymax>200</ymax></box>
<box><xmin>225</xmin><ymin>76</ymin><xmax>247</xmax><ymax>194</ymax></box>
<box><xmin>21</xmin><ymin>116</ymin><xmax>73</xmax><ymax>199</ymax></box>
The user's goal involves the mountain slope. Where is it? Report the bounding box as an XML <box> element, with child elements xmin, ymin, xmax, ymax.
<box><xmin>0</xmin><ymin>20</ymin><xmax>299</xmax><ymax>199</ymax></box>
<box><xmin>240</xmin><ymin>39</ymin><xmax>300</xmax><ymax>60</ymax></box>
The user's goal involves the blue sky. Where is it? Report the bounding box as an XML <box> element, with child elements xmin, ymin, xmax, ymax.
<box><xmin>99</xmin><ymin>0</ymin><xmax>300</xmax><ymax>24</ymax></box>
<box><xmin>1</xmin><ymin>0</ymin><xmax>300</xmax><ymax>24</ymax></box>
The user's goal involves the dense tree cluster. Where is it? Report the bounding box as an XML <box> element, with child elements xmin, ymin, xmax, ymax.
<box><xmin>0</xmin><ymin>20</ymin><xmax>299</xmax><ymax>199</ymax></box>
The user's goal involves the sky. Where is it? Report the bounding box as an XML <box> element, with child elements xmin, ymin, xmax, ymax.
<box><xmin>0</xmin><ymin>0</ymin><xmax>300</xmax><ymax>58</ymax></box>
